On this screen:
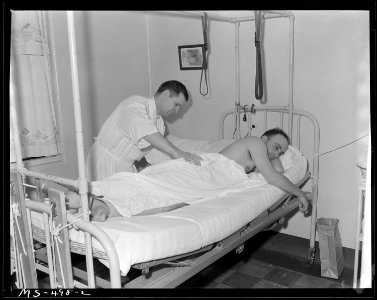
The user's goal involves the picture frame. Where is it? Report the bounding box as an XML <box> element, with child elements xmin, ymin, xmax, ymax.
<box><xmin>178</xmin><ymin>44</ymin><xmax>205</xmax><ymax>70</ymax></box>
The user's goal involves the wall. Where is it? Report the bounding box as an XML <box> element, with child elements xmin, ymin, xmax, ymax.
<box><xmin>278</xmin><ymin>11</ymin><xmax>370</xmax><ymax>249</ymax></box>
<box><xmin>23</xmin><ymin>11</ymin><xmax>369</xmax><ymax>249</ymax></box>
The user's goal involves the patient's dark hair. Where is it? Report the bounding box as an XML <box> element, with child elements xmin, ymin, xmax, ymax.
<box><xmin>262</xmin><ymin>127</ymin><xmax>290</xmax><ymax>144</ymax></box>
<box><xmin>155</xmin><ymin>80</ymin><xmax>189</xmax><ymax>101</ymax></box>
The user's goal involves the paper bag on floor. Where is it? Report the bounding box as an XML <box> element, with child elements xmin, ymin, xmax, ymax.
<box><xmin>317</xmin><ymin>218</ymin><xmax>345</xmax><ymax>279</ymax></box>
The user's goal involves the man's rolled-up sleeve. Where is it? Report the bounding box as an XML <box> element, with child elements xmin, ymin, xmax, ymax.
<box><xmin>120</xmin><ymin>103</ymin><xmax>164</xmax><ymax>149</ymax></box>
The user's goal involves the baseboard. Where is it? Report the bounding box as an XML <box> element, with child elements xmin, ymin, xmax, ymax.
<box><xmin>244</xmin><ymin>231</ymin><xmax>355</xmax><ymax>271</ymax></box>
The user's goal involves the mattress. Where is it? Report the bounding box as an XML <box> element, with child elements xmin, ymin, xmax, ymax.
<box><xmin>30</xmin><ymin>145</ymin><xmax>307</xmax><ymax>275</ymax></box>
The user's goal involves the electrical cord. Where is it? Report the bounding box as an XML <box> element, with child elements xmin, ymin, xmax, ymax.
<box><xmin>317</xmin><ymin>134</ymin><xmax>369</xmax><ymax>157</ymax></box>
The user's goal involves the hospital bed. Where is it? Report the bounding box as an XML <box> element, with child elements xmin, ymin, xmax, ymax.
<box><xmin>10</xmin><ymin>104</ymin><xmax>318</xmax><ymax>289</ymax></box>
<box><xmin>9</xmin><ymin>11</ymin><xmax>320</xmax><ymax>289</ymax></box>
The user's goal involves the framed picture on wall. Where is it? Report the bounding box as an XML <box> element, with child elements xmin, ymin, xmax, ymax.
<box><xmin>178</xmin><ymin>44</ymin><xmax>204</xmax><ymax>70</ymax></box>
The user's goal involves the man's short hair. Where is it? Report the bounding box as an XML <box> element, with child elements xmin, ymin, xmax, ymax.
<box><xmin>155</xmin><ymin>80</ymin><xmax>189</xmax><ymax>101</ymax></box>
<box><xmin>261</xmin><ymin>127</ymin><xmax>290</xmax><ymax>144</ymax></box>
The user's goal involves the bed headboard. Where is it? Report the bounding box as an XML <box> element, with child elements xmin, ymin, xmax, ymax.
<box><xmin>219</xmin><ymin>104</ymin><xmax>320</xmax><ymax>251</ymax></box>
<box><xmin>219</xmin><ymin>105</ymin><xmax>319</xmax><ymax>170</ymax></box>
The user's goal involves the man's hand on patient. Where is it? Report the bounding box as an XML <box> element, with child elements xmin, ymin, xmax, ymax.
<box><xmin>177</xmin><ymin>150</ymin><xmax>202</xmax><ymax>166</ymax></box>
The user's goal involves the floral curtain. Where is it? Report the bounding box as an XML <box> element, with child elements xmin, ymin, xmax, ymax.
<box><xmin>10</xmin><ymin>11</ymin><xmax>59</xmax><ymax>162</ymax></box>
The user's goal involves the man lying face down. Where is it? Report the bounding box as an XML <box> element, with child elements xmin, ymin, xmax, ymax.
<box><xmin>66</xmin><ymin>127</ymin><xmax>312</xmax><ymax>221</ymax></box>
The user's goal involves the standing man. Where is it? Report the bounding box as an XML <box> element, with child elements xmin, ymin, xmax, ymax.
<box><xmin>86</xmin><ymin>80</ymin><xmax>202</xmax><ymax>180</ymax></box>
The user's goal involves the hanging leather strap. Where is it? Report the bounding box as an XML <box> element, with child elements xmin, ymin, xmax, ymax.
<box><xmin>200</xmin><ymin>13</ymin><xmax>209</xmax><ymax>96</ymax></box>
<box><xmin>254</xmin><ymin>11</ymin><xmax>263</xmax><ymax>100</ymax></box>
<box><xmin>201</xmin><ymin>12</ymin><xmax>208</xmax><ymax>69</ymax></box>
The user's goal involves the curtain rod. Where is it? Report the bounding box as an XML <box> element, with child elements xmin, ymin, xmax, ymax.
<box><xmin>145</xmin><ymin>11</ymin><xmax>293</xmax><ymax>23</ymax></box>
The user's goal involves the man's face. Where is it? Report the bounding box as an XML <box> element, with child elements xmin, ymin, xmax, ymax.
<box><xmin>266</xmin><ymin>134</ymin><xmax>289</xmax><ymax>160</ymax></box>
<box><xmin>158</xmin><ymin>92</ymin><xmax>186</xmax><ymax>118</ymax></box>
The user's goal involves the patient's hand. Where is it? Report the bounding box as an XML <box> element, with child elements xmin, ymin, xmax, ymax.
<box><xmin>298</xmin><ymin>191</ymin><xmax>312</xmax><ymax>213</ymax></box>
<box><xmin>90</xmin><ymin>199</ymin><xmax>111</xmax><ymax>222</ymax></box>
<box><xmin>66</xmin><ymin>190</ymin><xmax>81</xmax><ymax>209</ymax></box>
<box><xmin>90</xmin><ymin>198</ymin><xmax>121</xmax><ymax>221</ymax></box>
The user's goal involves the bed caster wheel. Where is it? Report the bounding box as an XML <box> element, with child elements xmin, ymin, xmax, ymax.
<box><xmin>306</xmin><ymin>247</ymin><xmax>316</xmax><ymax>264</ymax></box>
<box><xmin>235</xmin><ymin>244</ymin><xmax>244</xmax><ymax>254</ymax></box>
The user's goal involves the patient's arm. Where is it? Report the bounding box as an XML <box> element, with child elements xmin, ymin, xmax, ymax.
<box><xmin>249</xmin><ymin>139</ymin><xmax>310</xmax><ymax>212</ymax></box>
<box><xmin>68</xmin><ymin>192</ymin><xmax>188</xmax><ymax>221</ymax></box>
<box><xmin>135</xmin><ymin>203</ymin><xmax>188</xmax><ymax>216</ymax></box>
<box><xmin>270</xmin><ymin>158</ymin><xmax>284</xmax><ymax>173</ymax></box>
<box><xmin>85</xmin><ymin>198</ymin><xmax>187</xmax><ymax>221</ymax></box>
<box><xmin>66</xmin><ymin>191</ymin><xmax>120</xmax><ymax>221</ymax></box>
<box><xmin>255</xmin><ymin>158</ymin><xmax>284</xmax><ymax>174</ymax></box>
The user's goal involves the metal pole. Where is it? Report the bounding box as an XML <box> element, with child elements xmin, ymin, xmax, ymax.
<box><xmin>235</xmin><ymin>22</ymin><xmax>241</xmax><ymax>139</ymax></box>
<box><xmin>9</xmin><ymin>64</ymin><xmax>24</xmax><ymax>172</ymax></box>
<box><xmin>287</xmin><ymin>13</ymin><xmax>295</xmax><ymax>141</ymax></box>
<box><xmin>150</xmin><ymin>10</ymin><xmax>291</xmax><ymax>23</ymax></box>
<box><xmin>66</xmin><ymin>11</ymin><xmax>96</xmax><ymax>288</ymax></box>
<box><xmin>20</xmin><ymin>169</ymin><xmax>78</xmax><ymax>188</ymax></box>
<box><xmin>158</xmin><ymin>11</ymin><xmax>233</xmax><ymax>22</ymax></box>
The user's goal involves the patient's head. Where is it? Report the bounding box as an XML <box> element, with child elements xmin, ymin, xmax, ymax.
<box><xmin>261</xmin><ymin>128</ymin><xmax>289</xmax><ymax>160</ymax></box>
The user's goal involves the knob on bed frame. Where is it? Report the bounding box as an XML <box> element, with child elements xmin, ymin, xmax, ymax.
<box><xmin>236</xmin><ymin>244</ymin><xmax>245</xmax><ymax>254</ymax></box>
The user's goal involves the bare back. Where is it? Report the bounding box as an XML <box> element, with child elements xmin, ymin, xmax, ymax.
<box><xmin>220</xmin><ymin>137</ymin><xmax>259</xmax><ymax>173</ymax></box>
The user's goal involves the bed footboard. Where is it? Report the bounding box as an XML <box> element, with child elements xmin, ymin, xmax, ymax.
<box><xmin>11</xmin><ymin>170</ymin><xmax>122</xmax><ymax>289</ymax></box>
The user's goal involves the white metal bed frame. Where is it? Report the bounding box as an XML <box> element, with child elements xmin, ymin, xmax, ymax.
<box><xmin>9</xmin><ymin>10</ymin><xmax>320</xmax><ymax>289</ymax></box>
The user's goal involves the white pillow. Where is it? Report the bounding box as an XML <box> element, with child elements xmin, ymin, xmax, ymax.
<box><xmin>280</xmin><ymin>145</ymin><xmax>306</xmax><ymax>170</ymax></box>
<box><xmin>248</xmin><ymin>145</ymin><xmax>308</xmax><ymax>184</ymax></box>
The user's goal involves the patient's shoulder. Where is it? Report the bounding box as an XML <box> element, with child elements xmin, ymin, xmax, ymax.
<box><xmin>241</xmin><ymin>136</ymin><xmax>263</xmax><ymax>146</ymax></box>
<box><xmin>242</xmin><ymin>136</ymin><xmax>267</xmax><ymax>154</ymax></box>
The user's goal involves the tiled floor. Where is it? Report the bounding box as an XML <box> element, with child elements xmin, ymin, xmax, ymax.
<box><xmin>32</xmin><ymin>251</ymin><xmax>352</xmax><ymax>290</ymax></box>
<box><xmin>178</xmin><ymin>247</ymin><xmax>353</xmax><ymax>289</ymax></box>
<box><xmin>28</xmin><ymin>234</ymin><xmax>354</xmax><ymax>290</ymax></box>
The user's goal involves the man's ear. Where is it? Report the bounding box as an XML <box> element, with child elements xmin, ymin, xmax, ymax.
<box><xmin>261</xmin><ymin>135</ymin><xmax>268</xmax><ymax>143</ymax></box>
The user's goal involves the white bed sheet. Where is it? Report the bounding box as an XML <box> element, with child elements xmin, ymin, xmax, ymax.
<box><xmin>145</xmin><ymin>134</ymin><xmax>234</xmax><ymax>165</ymax></box>
<box><xmin>89</xmin><ymin>153</ymin><xmax>252</xmax><ymax>217</ymax></box>
<box><xmin>31</xmin><ymin>145</ymin><xmax>307</xmax><ymax>276</ymax></box>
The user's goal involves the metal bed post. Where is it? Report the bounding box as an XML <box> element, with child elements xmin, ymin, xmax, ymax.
<box><xmin>308</xmin><ymin>114</ymin><xmax>320</xmax><ymax>263</ymax></box>
<box><xmin>235</xmin><ymin>21</ymin><xmax>241</xmax><ymax>139</ymax></box>
<box><xmin>66</xmin><ymin>11</ymin><xmax>96</xmax><ymax>287</ymax></box>
<box><xmin>288</xmin><ymin>109</ymin><xmax>320</xmax><ymax>263</ymax></box>
<box><xmin>287</xmin><ymin>12</ymin><xmax>295</xmax><ymax>142</ymax></box>
<box><xmin>10</xmin><ymin>65</ymin><xmax>24</xmax><ymax>175</ymax></box>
